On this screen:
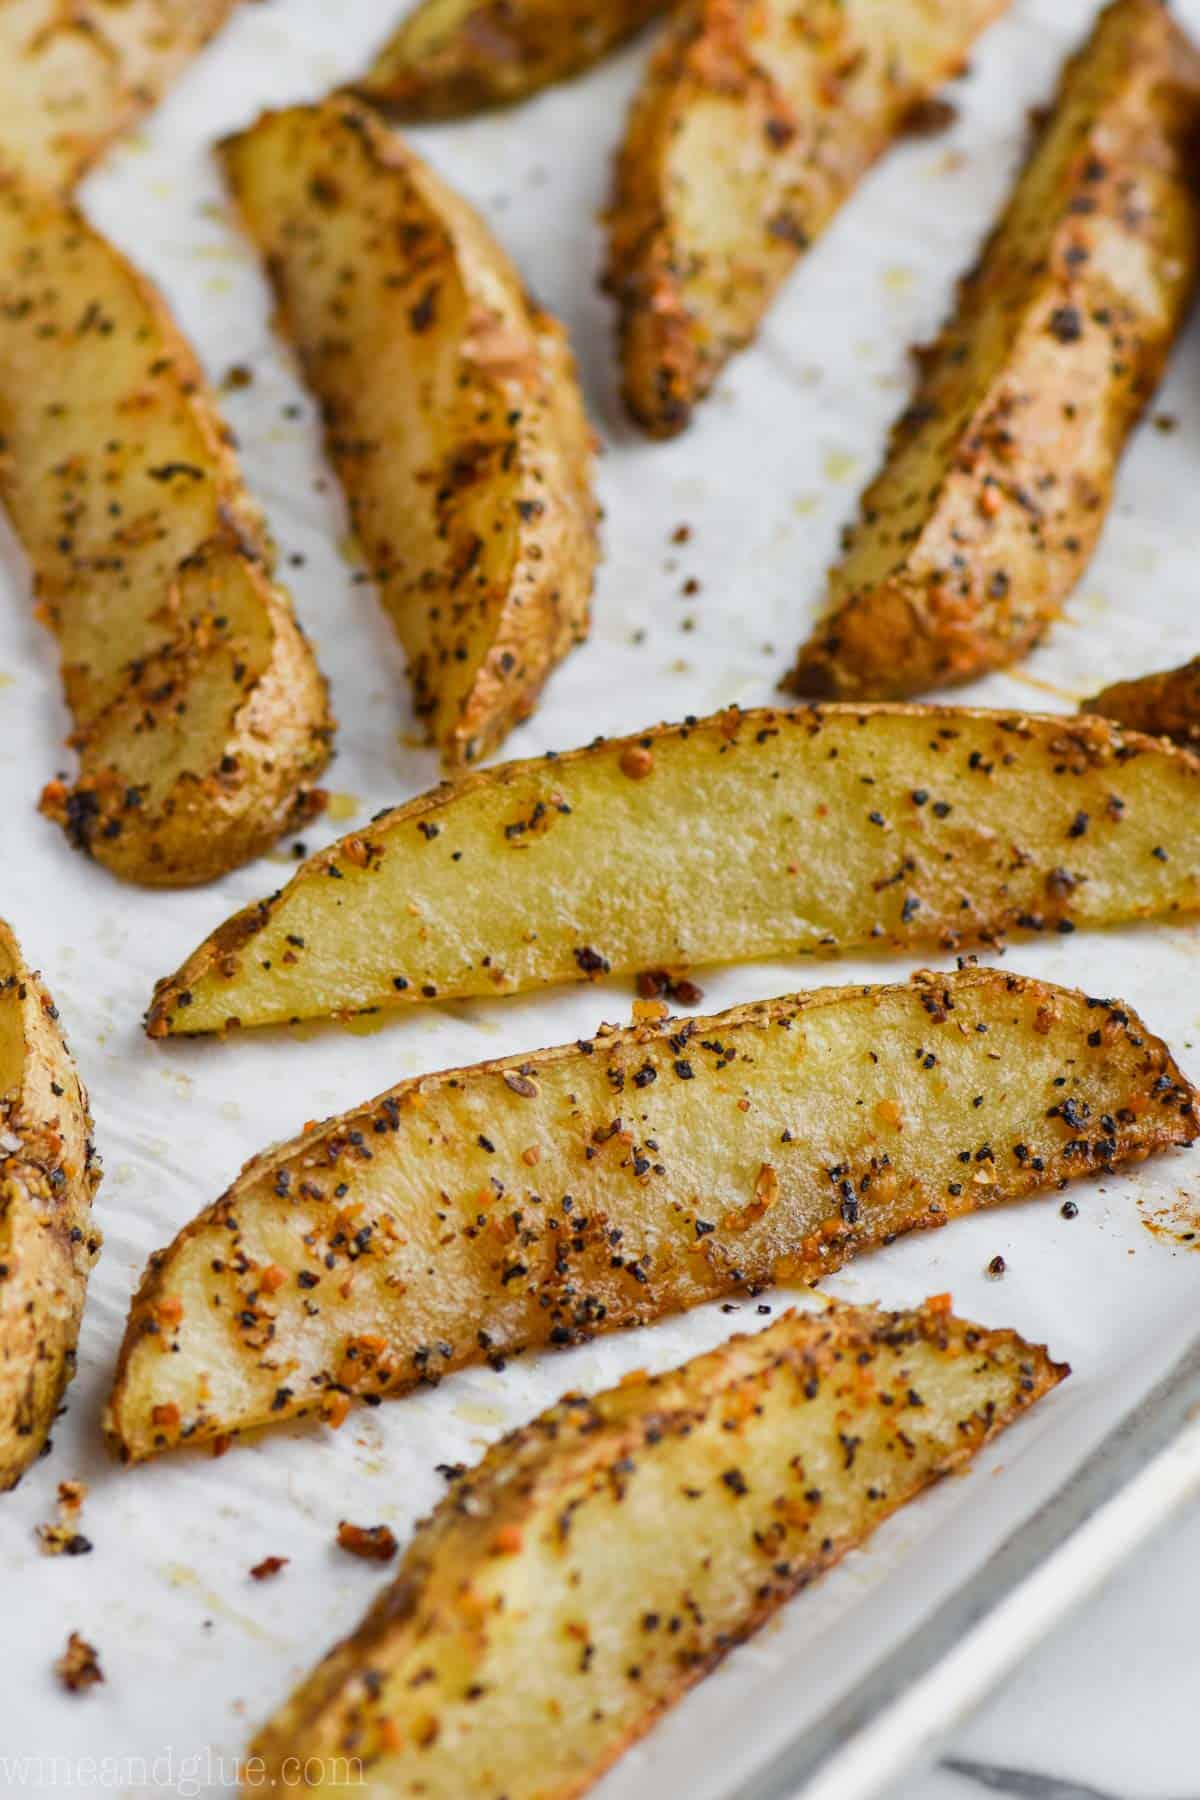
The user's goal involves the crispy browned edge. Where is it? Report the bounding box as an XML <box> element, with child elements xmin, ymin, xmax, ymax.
<box><xmin>605</xmin><ymin>0</ymin><xmax>1007</xmax><ymax>439</ymax></box>
<box><xmin>355</xmin><ymin>0</ymin><xmax>665</xmax><ymax>121</ymax></box>
<box><xmin>786</xmin><ymin>0</ymin><xmax>1200</xmax><ymax>701</ymax></box>
<box><xmin>114</xmin><ymin>966</ymin><xmax>1195</xmax><ymax>1459</ymax></box>
<box><xmin>1085</xmin><ymin>656</ymin><xmax>1200</xmax><ymax>748</ymax></box>
<box><xmin>143</xmin><ymin>700</ymin><xmax>1200</xmax><ymax>1038</ymax></box>
<box><xmin>0</xmin><ymin>0</ymin><xmax>241</xmax><ymax>190</ymax></box>
<box><xmin>246</xmin><ymin>1302</ymin><xmax>1068</xmax><ymax>1793</ymax></box>
<box><xmin>218</xmin><ymin>95</ymin><xmax>598</xmax><ymax>772</ymax></box>
<box><xmin>0</xmin><ymin>172</ymin><xmax>335</xmax><ymax>885</ymax></box>
<box><xmin>0</xmin><ymin>920</ymin><xmax>101</xmax><ymax>1490</ymax></box>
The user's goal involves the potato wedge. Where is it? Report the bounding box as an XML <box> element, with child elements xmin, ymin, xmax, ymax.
<box><xmin>788</xmin><ymin>0</ymin><xmax>1200</xmax><ymax>699</ymax></box>
<box><xmin>247</xmin><ymin>1301</ymin><xmax>1065</xmax><ymax>1797</ymax></box>
<box><xmin>220</xmin><ymin>98</ymin><xmax>598</xmax><ymax>770</ymax></box>
<box><xmin>358</xmin><ymin>0</ymin><xmax>665</xmax><ymax>120</ymax></box>
<box><xmin>108</xmin><ymin>966</ymin><xmax>1190</xmax><ymax>1462</ymax></box>
<box><xmin>145</xmin><ymin>702</ymin><xmax>1200</xmax><ymax>1037</ymax></box>
<box><xmin>0</xmin><ymin>0</ymin><xmax>239</xmax><ymax>191</ymax></box>
<box><xmin>0</xmin><ymin>921</ymin><xmax>101</xmax><ymax>1490</ymax></box>
<box><xmin>606</xmin><ymin>0</ymin><xmax>1007</xmax><ymax>438</ymax></box>
<box><xmin>0</xmin><ymin>169</ymin><xmax>333</xmax><ymax>886</ymax></box>
<box><xmin>1084</xmin><ymin>656</ymin><xmax>1200</xmax><ymax>750</ymax></box>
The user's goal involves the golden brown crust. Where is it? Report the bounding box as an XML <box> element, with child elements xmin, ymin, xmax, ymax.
<box><xmin>143</xmin><ymin>701</ymin><xmax>1200</xmax><ymax>1037</ymax></box>
<box><xmin>0</xmin><ymin>169</ymin><xmax>333</xmax><ymax>885</ymax></box>
<box><xmin>788</xmin><ymin>0</ymin><xmax>1200</xmax><ymax>698</ymax></box>
<box><xmin>0</xmin><ymin>920</ymin><xmax>101</xmax><ymax>1490</ymax></box>
<box><xmin>220</xmin><ymin>98</ymin><xmax>598</xmax><ymax>771</ymax></box>
<box><xmin>607</xmin><ymin>0</ymin><xmax>1008</xmax><ymax>438</ymax></box>
<box><xmin>246</xmin><ymin>1301</ymin><xmax>1066</xmax><ymax>1796</ymax></box>
<box><xmin>1084</xmin><ymin>656</ymin><xmax>1200</xmax><ymax>748</ymax></box>
<box><xmin>109</xmin><ymin>966</ymin><xmax>1191</xmax><ymax>1461</ymax></box>
<box><xmin>0</xmin><ymin>0</ymin><xmax>240</xmax><ymax>190</ymax></box>
<box><xmin>357</xmin><ymin>0</ymin><xmax>664</xmax><ymax>120</ymax></box>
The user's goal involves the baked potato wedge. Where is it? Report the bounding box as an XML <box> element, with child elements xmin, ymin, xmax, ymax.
<box><xmin>246</xmin><ymin>1301</ymin><xmax>1065</xmax><ymax>1797</ymax></box>
<box><xmin>1084</xmin><ymin>656</ymin><xmax>1200</xmax><ymax>749</ymax></box>
<box><xmin>220</xmin><ymin>98</ymin><xmax>598</xmax><ymax>771</ymax></box>
<box><xmin>0</xmin><ymin>168</ymin><xmax>333</xmax><ymax>886</ymax></box>
<box><xmin>0</xmin><ymin>0</ymin><xmax>239</xmax><ymax>191</ymax></box>
<box><xmin>0</xmin><ymin>920</ymin><xmax>101</xmax><ymax>1490</ymax></box>
<box><xmin>109</xmin><ymin>966</ymin><xmax>1191</xmax><ymax>1461</ymax></box>
<box><xmin>606</xmin><ymin>0</ymin><xmax>1008</xmax><ymax>438</ymax></box>
<box><xmin>358</xmin><ymin>0</ymin><xmax>665</xmax><ymax>120</ymax></box>
<box><xmin>145</xmin><ymin>702</ymin><xmax>1200</xmax><ymax>1037</ymax></box>
<box><xmin>789</xmin><ymin>0</ymin><xmax>1200</xmax><ymax>700</ymax></box>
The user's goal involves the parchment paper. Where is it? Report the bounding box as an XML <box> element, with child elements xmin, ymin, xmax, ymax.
<box><xmin>2</xmin><ymin>2</ymin><xmax>1199</xmax><ymax>1794</ymax></box>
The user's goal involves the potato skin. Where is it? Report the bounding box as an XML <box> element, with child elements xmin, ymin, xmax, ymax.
<box><xmin>109</xmin><ymin>967</ymin><xmax>1193</xmax><ymax>1461</ymax></box>
<box><xmin>247</xmin><ymin>1303</ymin><xmax>1065</xmax><ymax>1798</ymax></box>
<box><xmin>0</xmin><ymin>922</ymin><xmax>101</xmax><ymax>1491</ymax></box>
<box><xmin>145</xmin><ymin>702</ymin><xmax>1200</xmax><ymax>1037</ymax></box>
<box><xmin>0</xmin><ymin>0</ymin><xmax>239</xmax><ymax>191</ymax></box>
<box><xmin>789</xmin><ymin>0</ymin><xmax>1200</xmax><ymax>699</ymax></box>
<box><xmin>0</xmin><ymin>170</ymin><xmax>333</xmax><ymax>886</ymax></box>
<box><xmin>1085</xmin><ymin>657</ymin><xmax>1200</xmax><ymax>749</ymax></box>
<box><xmin>607</xmin><ymin>0</ymin><xmax>1007</xmax><ymax>438</ymax></box>
<box><xmin>220</xmin><ymin>98</ymin><xmax>598</xmax><ymax>771</ymax></box>
<box><xmin>358</xmin><ymin>0</ymin><xmax>664</xmax><ymax>120</ymax></box>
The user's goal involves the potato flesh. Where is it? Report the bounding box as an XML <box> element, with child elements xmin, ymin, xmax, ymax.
<box><xmin>248</xmin><ymin>1304</ymin><xmax>1065</xmax><ymax>1797</ymax></box>
<box><xmin>220</xmin><ymin>99</ymin><xmax>597</xmax><ymax>769</ymax></box>
<box><xmin>0</xmin><ymin>921</ymin><xmax>101</xmax><ymax>1489</ymax></box>
<box><xmin>360</xmin><ymin>0</ymin><xmax>665</xmax><ymax>118</ymax></box>
<box><xmin>0</xmin><ymin>0</ymin><xmax>238</xmax><ymax>190</ymax></box>
<box><xmin>149</xmin><ymin>704</ymin><xmax>1200</xmax><ymax>1034</ymax></box>
<box><xmin>0</xmin><ymin>171</ymin><xmax>332</xmax><ymax>884</ymax></box>
<box><xmin>109</xmin><ymin>968</ymin><xmax>1193</xmax><ymax>1461</ymax></box>
<box><xmin>789</xmin><ymin>0</ymin><xmax>1200</xmax><ymax>698</ymax></box>
<box><xmin>608</xmin><ymin>0</ymin><xmax>1006</xmax><ymax>436</ymax></box>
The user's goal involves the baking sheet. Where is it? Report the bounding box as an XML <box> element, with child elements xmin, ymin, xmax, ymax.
<box><xmin>2</xmin><ymin>0</ymin><xmax>1200</xmax><ymax>1793</ymax></box>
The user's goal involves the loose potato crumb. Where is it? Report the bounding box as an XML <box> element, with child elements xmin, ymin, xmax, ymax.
<box><xmin>55</xmin><ymin>1633</ymin><xmax>103</xmax><ymax>1694</ymax></box>
<box><xmin>337</xmin><ymin>1521</ymin><xmax>399</xmax><ymax>1563</ymax></box>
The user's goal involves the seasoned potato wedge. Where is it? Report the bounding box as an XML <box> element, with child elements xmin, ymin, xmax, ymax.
<box><xmin>789</xmin><ymin>0</ymin><xmax>1200</xmax><ymax>699</ymax></box>
<box><xmin>109</xmin><ymin>967</ymin><xmax>1191</xmax><ymax>1461</ymax></box>
<box><xmin>0</xmin><ymin>170</ymin><xmax>333</xmax><ymax>886</ymax></box>
<box><xmin>247</xmin><ymin>1302</ymin><xmax>1065</xmax><ymax>1797</ymax></box>
<box><xmin>359</xmin><ymin>0</ymin><xmax>665</xmax><ymax>120</ymax></box>
<box><xmin>0</xmin><ymin>921</ymin><xmax>101</xmax><ymax>1490</ymax></box>
<box><xmin>0</xmin><ymin>0</ymin><xmax>239</xmax><ymax>190</ymax></box>
<box><xmin>146</xmin><ymin>703</ymin><xmax>1200</xmax><ymax>1037</ymax></box>
<box><xmin>1085</xmin><ymin>656</ymin><xmax>1200</xmax><ymax>749</ymax></box>
<box><xmin>220</xmin><ymin>98</ymin><xmax>598</xmax><ymax>770</ymax></box>
<box><xmin>606</xmin><ymin>0</ymin><xmax>1007</xmax><ymax>438</ymax></box>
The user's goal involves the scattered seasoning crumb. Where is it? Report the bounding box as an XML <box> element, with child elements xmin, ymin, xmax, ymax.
<box><xmin>671</xmin><ymin>524</ymin><xmax>692</xmax><ymax>544</ymax></box>
<box><xmin>249</xmin><ymin>1556</ymin><xmax>289</xmax><ymax>1582</ymax></box>
<box><xmin>1154</xmin><ymin>412</ymin><xmax>1179</xmax><ymax>433</ymax></box>
<box><xmin>221</xmin><ymin>363</ymin><xmax>253</xmax><ymax>392</ymax></box>
<box><xmin>902</xmin><ymin>94</ymin><xmax>958</xmax><ymax>138</ymax></box>
<box><xmin>986</xmin><ymin>1254</ymin><xmax>1007</xmax><ymax>1278</ymax></box>
<box><xmin>55</xmin><ymin>1633</ymin><xmax>103</xmax><ymax>1693</ymax></box>
<box><xmin>635</xmin><ymin>969</ymin><xmax>704</xmax><ymax>1007</ymax></box>
<box><xmin>336</xmin><ymin>1521</ymin><xmax>399</xmax><ymax>1563</ymax></box>
<box><xmin>1061</xmin><ymin>1200</ymin><xmax>1079</xmax><ymax>1219</ymax></box>
<box><xmin>37</xmin><ymin>1481</ymin><xmax>91</xmax><ymax>1556</ymax></box>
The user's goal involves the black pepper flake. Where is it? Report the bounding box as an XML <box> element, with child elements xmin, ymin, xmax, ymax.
<box><xmin>1048</xmin><ymin>304</ymin><xmax>1083</xmax><ymax>343</ymax></box>
<box><xmin>673</xmin><ymin>1060</ymin><xmax>695</xmax><ymax>1080</ymax></box>
<box><xmin>721</xmin><ymin>1469</ymin><xmax>748</xmax><ymax>1496</ymax></box>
